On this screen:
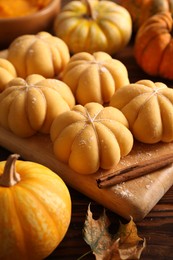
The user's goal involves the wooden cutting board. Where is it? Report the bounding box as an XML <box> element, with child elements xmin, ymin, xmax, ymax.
<box><xmin>0</xmin><ymin>126</ymin><xmax>173</xmax><ymax>221</ymax></box>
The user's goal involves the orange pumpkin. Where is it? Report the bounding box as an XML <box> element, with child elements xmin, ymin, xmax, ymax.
<box><xmin>0</xmin><ymin>154</ymin><xmax>71</xmax><ymax>260</ymax></box>
<box><xmin>120</xmin><ymin>0</ymin><xmax>173</xmax><ymax>31</ymax></box>
<box><xmin>134</xmin><ymin>11</ymin><xmax>173</xmax><ymax>80</ymax></box>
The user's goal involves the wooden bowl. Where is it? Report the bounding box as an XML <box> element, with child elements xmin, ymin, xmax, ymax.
<box><xmin>0</xmin><ymin>0</ymin><xmax>61</xmax><ymax>49</ymax></box>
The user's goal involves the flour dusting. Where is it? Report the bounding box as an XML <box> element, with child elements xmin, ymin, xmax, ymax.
<box><xmin>111</xmin><ymin>182</ymin><xmax>134</xmax><ymax>198</ymax></box>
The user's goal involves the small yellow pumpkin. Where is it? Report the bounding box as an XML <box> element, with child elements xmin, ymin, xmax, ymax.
<box><xmin>50</xmin><ymin>102</ymin><xmax>133</xmax><ymax>174</ymax></box>
<box><xmin>0</xmin><ymin>154</ymin><xmax>71</xmax><ymax>260</ymax></box>
<box><xmin>0</xmin><ymin>58</ymin><xmax>17</xmax><ymax>92</ymax></box>
<box><xmin>62</xmin><ymin>51</ymin><xmax>130</xmax><ymax>105</ymax></box>
<box><xmin>0</xmin><ymin>74</ymin><xmax>75</xmax><ymax>137</ymax></box>
<box><xmin>7</xmin><ymin>31</ymin><xmax>70</xmax><ymax>78</ymax></box>
<box><xmin>54</xmin><ymin>0</ymin><xmax>132</xmax><ymax>55</ymax></box>
<box><xmin>110</xmin><ymin>80</ymin><xmax>173</xmax><ymax>144</ymax></box>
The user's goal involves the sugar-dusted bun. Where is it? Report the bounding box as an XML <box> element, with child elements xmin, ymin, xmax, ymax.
<box><xmin>50</xmin><ymin>102</ymin><xmax>133</xmax><ymax>174</ymax></box>
<box><xmin>7</xmin><ymin>31</ymin><xmax>70</xmax><ymax>78</ymax></box>
<box><xmin>110</xmin><ymin>80</ymin><xmax>173</xmax><ymax>144</ymax></box>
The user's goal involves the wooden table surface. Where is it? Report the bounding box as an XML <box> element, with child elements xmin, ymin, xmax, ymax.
<box><xmin>0</xmin><ymin>1</ymin><xmax>173</xmax><ymax>259</ymax></box>
<box><xmin>1</xmin><ymin>146</ymin><xmax>173</xmax><ymax>260</ymax></box>
<box><xmin>0</xmin><ymin>42</ymin><xmax>172</xmax><ymax>260</ymax></box>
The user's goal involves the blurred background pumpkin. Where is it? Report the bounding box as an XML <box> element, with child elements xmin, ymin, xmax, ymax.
<box><xmin>54</xmin><ymin>0</ymin><xmax>132</xmax><ymax>55</ymax></box>
<box><xmin>134</xmin><ymin>11</ymin><xmax>173</xmax><ymax>80</ymax></box>
<box><xmin>119</xmin><ymin>0</ymin><xmax>173</xmax><ymax>31</ymax></box>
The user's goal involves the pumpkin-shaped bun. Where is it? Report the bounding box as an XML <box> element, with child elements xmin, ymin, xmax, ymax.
<box><xmin>7</xmin><ymin>31</ymin><xmax>70</xmax><ymax>78</ymax></box>
<box><xmin>50</xmin><ymin>102</ymin><xmax>133</xmax><ymax>174</ymax></box>
<box><xmin>0</xmin><ymin>74</ymin><xmax>75</xmax><ymax>137</ymax></box>
<box><xmin>62</xmin><ymin>52</ymin><xmax>130</xmax><ymax>105</ymax></box>
<box><xmin>110</xmin><ymin>80</ymin><xmax>173</xmax><ymax>144</ymax></box>
<box><xmin>0</xmin><ymin>58</ymin><xmax>17</xmax><ymax>92</ymax></box>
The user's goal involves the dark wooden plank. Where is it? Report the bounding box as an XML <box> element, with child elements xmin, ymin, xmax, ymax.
<box><xmin>2</xmin><ymin>144</ymin><xmax>172</xmax><ymax>259</ymax></box>
<box><xmin>45</xmin><ymin>186</ymin><xmax>173</xmax><ymax>260</ymax></box>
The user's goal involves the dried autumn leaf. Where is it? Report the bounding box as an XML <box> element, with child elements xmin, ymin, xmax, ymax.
<box><xmin>83</xmin><ymin>204</ymin><xmax>113</xmax><ymax>260</ymax></box>
<box><xmin>119</xmin><ymin>240</ymin><xmax>146</xmax><ymax>260</ymax></box>
<box><xmin>117</xmin><ymin>217</ymin><xmax>146</xmax><ymax>259</ymax></box>
<box><xmin>82</xmin><ymin>205</ymin><xmax>146</xmax><ymax>260</ymax></box>
<box><xmin>103</xmin><ymin>239</ymin><xmax>121</xmax><ymax>260</ymax></box>
<box><xmin>118</xmin><ymin>216</ymin><xmax>143</xmax><ymax>245</ymax></box>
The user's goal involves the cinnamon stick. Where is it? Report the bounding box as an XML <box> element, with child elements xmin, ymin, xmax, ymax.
<box><xmin>97</xmin><ymin>153</ymin><xmax>173</xmax><ymax>189</ymax></box>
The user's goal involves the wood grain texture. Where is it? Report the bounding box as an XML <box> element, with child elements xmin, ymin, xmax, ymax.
<box><xmin>45</xmin><ymin>186</ymin><xmax>173</xmax><ymax>260</ymax></box>
<box><xmin>0</xmin><ymin>142</ymin><xmax>171</xmax><ymax>260</ymax></box>
<box><xmin>0</xmin><ymin>125</ymin><xmax>173</xmax><ymax>221</ymax></box>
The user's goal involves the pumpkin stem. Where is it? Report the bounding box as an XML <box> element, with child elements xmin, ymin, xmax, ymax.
<box><xmin>0</xmin><ymin>154</ymin><xmax>21</xmax><ymax>187</ymax></box>
<box><xmin>83</xmin><ymin>0</ymin><xmax>98</xmax><ymax>20</ymax></box>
